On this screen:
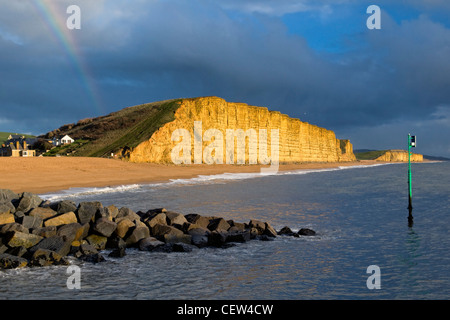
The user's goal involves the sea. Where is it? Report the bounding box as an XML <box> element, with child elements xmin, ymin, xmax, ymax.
<box><xmin>0</xmin><ymin>161</ymin><xmax>449</xmax><ymax>300</ymax></box>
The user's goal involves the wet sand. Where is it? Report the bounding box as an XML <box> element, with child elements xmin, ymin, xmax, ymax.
<box><xmin>0</xmin><ymin>157</ymin><xmax>385</xmax><ymax>194</ymax></box>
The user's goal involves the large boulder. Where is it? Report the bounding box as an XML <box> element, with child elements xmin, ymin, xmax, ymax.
<box><xmin>0</xmin><ymin>213</ymin><xmax>15</xmax><ymax>225</ymax></box>
<box><xmin>29</xmin><ymin>207</ymin><xmax>58</xmax><ymax>220</ymax></box>
<box><xmin>31</xmin><ymin>226</ymin><xmax>57</xmax><ymax>238</ymax></box>
<box><xmin>15</xmin><ymin>192</ymin><xmax>42</xmax><ymax>213</ymax></box>
<box><xmin>138</xmin><ymin>236</ymin><xmax>165</xmax><ymax>251</ymax></box>
<box><xmin>165</xmin><ymin>211</ymin><xmax>188</xmax><ymax>226</ymax></box>
<box><xmin>29</xmin><ymin>236</ymin><xmax>71</xmax><ymax>257</ymax></box>
<box><xmin>6</xmin><ymin>246</ymin><xmax>28</xmax><ymax>257</ymax></box>
<box><xmin>76</xmin><ymin>202</ymin><xmax>101</xmax><ymax>224</ymax></box>
<box><xmin>0</xmin><ymin>253</ymin><xmax>28</xmax><ymax>269</ymax></box>
<box><xmin>29</xmin><ymin>249</ymin><xmax>67</xmax><ymax>267</ymax></box>
<box><xmin>92</xmin><ymin>217</ymin><xmax>117</xmax><ymax>237</ymax></box>
<box><xmin>298</xmin><ymin>228</ymin><xmax>316</xmax><ymax>236</ymax></box>
<box><xmin>188</xmin><ymin>227</ymin><xmax>210</xmax><ymax>248</ymax></box>
<box><xmin>116</xmin><ymin>207</ymin><xmax>141</xmax><ymax>222</ymax></box>
<box><xmin>152</xmin><ymin>223</ymin><xmax>183</xmax><ymax>239</ymax></box>
<box><xmin>0</xmin><ymin>203</ymin><xmax>15</xmax><ymax>215</ymax></box>
<box><xmin>125</xmin><ymin>225</ymin><xmax>150</xmax><ymax>246</ymax></box>
<box><xmin>115</xmin><ymin>219</ymin><xmax>135</xmax><ymax>238</ymax></box>
<box><xmin>144</xmin><ymin>212</ymin><xmax>167</xmax><ymax>229</ymax></box>
<box><xmin>20</xmin><ymin>215</ymin><xmax>43</xmax><ymax>229</ymax></box>
<box><xmin>57</xmin><ymin>223</ymin><xmax>85</xmax><ymax>242</ymax></box>
<box><xmin>226</xmin><ymin>230</ymin><xmax>251</xmax><ymax>243</ymax></box>
<box><xmin>277</xmin><ymin>226</ymin><xmax>295</xmax><ymax>236</ymax></box>
<box><xmin>248</xmin><ymin>220</ymin><xmax>266</xmax><ymax>235</ymax></box>
<box><xmin>44</xmin><ymin>212</ymin><xmax>78</xmax><ymax>227</ymax></box>
<box><xmin>5</xmin><ymin>231</ymin><xmax>43</xmax><ymax>248</ymax></box>
<box><xmin>184</xmin><ymin>214</ymin><xmax>211</xmax><ymax>229</ymax></box>
<box><xmin>208</xmin><ymin>218</ymin><xmax>231</xmax><ymax>232</ymax></box>
<box><xmin>0</xmin><ymin>189</ymin><xmax>19</xmax><ymax>204</ymax></box>
<box><xmin>207</xmin><ymin>231</ymin><xmax>228</xmax><ymax>248</ymax></box>
<box><xmin>105</xmin><ymin>205</ymin><xmax>119</xmax><ymax>220</ymax></box>
<box><xmin>151</xmin><ymin>223</ymin><xmax>191</xmax><ymax>244</ymax></box>
<box><xmin>55</xmin><ymin>200</ymin><xmax>77</xmax><ymax>214</ymax></box>
<box><xmin>86</xmin><ymin>234</ymin><xmax>108</xmax><ymax>250</ymax></box>
<box><xmin>0</xmin><ymin>222</ymin><xmax>28</xmax><ymax>235</ymax></box>
<box><xmin>228</xmin><ymin>221</ymin><xmax>246</xmax><ymax>233</ymax></box>
<box><xmin>264</xmin><ymin>222</ymin><xmax>278</xmax><ymax>238</ymax></box>
<box><xmin>106</xmin><ymin>235</ymin><xmax>127</xmax><ymax>250</ymax></box>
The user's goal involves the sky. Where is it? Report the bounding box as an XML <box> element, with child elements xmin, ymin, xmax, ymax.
<box><xmin>1</xmin><ymin>0</ymin><xmax>449</xmax><ymax>157</ymax></box>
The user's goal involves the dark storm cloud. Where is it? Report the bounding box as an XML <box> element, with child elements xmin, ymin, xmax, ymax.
<box><xmin>0</xmin><ymin>0</ymin><xmax>449</xmax><ymax>156</ymax></box>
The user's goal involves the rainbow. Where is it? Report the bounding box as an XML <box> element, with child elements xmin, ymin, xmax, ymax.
<box><xmin>31</xmin><ymin>0</ymin><xmax>104</xmax><ymax>114</ymax></box>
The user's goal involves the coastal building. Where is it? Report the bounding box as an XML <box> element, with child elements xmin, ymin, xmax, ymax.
<box><xmin>0</xmin><ymin>139</ymin><xmax>36</xmax><ymax>157</ymax></box>
<box><xmin>52</xmin><ymin>135</ymin><xmax>74</xmax><ymax>146</ymax></box>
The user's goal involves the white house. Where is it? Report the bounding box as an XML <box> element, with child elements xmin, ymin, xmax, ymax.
<box><xmin>53</xmin><ymin>135</ymin><xmax>74</xmax><ymax>146</ymax></box>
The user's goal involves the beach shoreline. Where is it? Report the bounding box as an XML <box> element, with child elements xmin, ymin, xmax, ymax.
<box><xmin>0</xmin><ymin>157</ymin><xmax>390</xmax><ymax>195</ymax></box>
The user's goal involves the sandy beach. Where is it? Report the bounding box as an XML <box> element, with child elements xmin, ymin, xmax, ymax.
<box><xmin>0</xmin><ymin>157</ymin><xmax>384</xmax><ymax>195</ymax></box>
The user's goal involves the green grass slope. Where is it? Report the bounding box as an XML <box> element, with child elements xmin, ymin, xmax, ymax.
<box><xmin>0</xmin><ymin>132</ymin><xmax>36</xmax><ymax>145</ymax></box>
<box><xmin>40</xmin><ymin>99</ymin><xmax>182</xmax><ymax>157</ymax></box>
<box><xmin>354</xmin><ymin>150</ymin><xmax>388</xmax><ymax>160</ymax></box>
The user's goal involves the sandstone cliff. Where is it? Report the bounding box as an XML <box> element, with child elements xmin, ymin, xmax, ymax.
<box><xmin>374</xmin><ymin>150</ymin><xmax>423</xmax><ymax>162</ymax></box>
<box><xmin>129</xmin><ymin>97</ymin><xmax>356</xmax><ymax>164</ymax></box>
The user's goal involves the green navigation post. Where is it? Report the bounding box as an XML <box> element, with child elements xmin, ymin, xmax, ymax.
<box><xmin>408</xmin><ymin>133</ymin><xmax>416</xmax><ymax>224</ymax></box>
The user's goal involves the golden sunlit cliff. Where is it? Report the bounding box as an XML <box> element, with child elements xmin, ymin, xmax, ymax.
<box><xmin>129</xmin><ymin>97</ymin><xmax>356</xmax><ymax>164</ymax></box>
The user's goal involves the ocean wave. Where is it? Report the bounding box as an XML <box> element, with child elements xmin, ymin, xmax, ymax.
<box><xmin>39</xmin><ymin>162</ymin><xmax>394</xmax><ymax>201</ymax></box>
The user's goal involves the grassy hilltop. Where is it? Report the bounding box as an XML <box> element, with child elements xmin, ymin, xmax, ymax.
<box><xmin>40</xmin><ymin>99</ymin><xmax>181</xmax><ymax>157</ymax></box>
<box><xmin>0</xmin><ymin>132</ymin><xmax>36</xmax><ymax>145</ymax></box>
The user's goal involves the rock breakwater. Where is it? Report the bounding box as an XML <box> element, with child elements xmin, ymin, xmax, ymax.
<box><xmin>0</xmin><ymin>189</ymin><xmax>314</xmax><ymax>269</ymax></box>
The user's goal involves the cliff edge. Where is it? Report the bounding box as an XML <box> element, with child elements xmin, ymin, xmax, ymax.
<box><xmin>374</xmin><ymin>150</ymin><xmax>423</xmax><ymax>162</ymax></box>
<box><xmin>129</xmin><ymin>97</ymin><xmax>356</xmax><ymax>164</ymax></box>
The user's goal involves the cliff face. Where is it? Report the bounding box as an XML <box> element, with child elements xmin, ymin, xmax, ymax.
<box><xmin>375</xmin><ymin>150</ymin><xmax>423</xmax><ymax>162</ymax></box>
<box><xmin>129</xmin><ymin>97</ymin><xmax>356</xmax><ymax>164</ymax></box>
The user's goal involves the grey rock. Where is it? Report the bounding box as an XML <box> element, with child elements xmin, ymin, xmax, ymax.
<box><xmin>56</xmin><ymin>200</ymin><xmax>77</xmax><ymax>214</ymax></box>
<box><xmin>57</xmin><ymin>223</ymin><xmax>83</xmax><ymax>242</ymax></box>
<box><xmin>31</xmin><ymin>226</ymin><xmax>57</xmax><ymax>238</ymax></box>
<box><xmin>29</xmin><ymin>236</ymin><xmax>71</xmax><ymax>257</ymax></box>
<box><xmin>92</xmin><ymin>217</ymin><xmax>117</xmax><ymax>237</ymax></box>
<box><xmin>79</xmin><ymin>253</ymin><xmax>105</xmax><ymax>263</ymax></box>
<box><xmin>125</xmin><ymin>225</ymin><xmax>150</xmax><ymax>246</ymax></box>
<box><xmin>116</xmin><ymin>207</ymin><xmax>141</xmax><ymax>222</ymax></box>
<box><xmin>20</xmin><ymin>215</ymin><xmax>43</xmax><ymax>229</ymax></box>
<box><xmin>16</xmin><ymin>192</ymin><xmax>42</xmax><ymax>213</ymax></box>
<box><xmin>298</xmin><ymin>228</ymin><xmax>316</xmax><ymax>236</ymax></box>
<box><xmin>165</xmin><ymin>211</ymin><xmax>188</xmax><ymax>226</ymax></box>
<box><xmin>208</xmin><ymin>231</ymin><xmax>228</xmax><ymax>247</ymax></box>
<box><xmin>0</xmin><ymin>189</ymin><xmax>19</xmax><ymax>204</ymax></box>
<box><xmin>0</xmin><ymin>203</ymin><xmax>15</xmax><ymax>215</ymax></box>
<box><xmin>226</xmin><ymin>230</ymin><xmax>251</xmax><ymax>243</ymax></box>
<box><xmin>144</xmin><ymin>212</ymin><xmax>167</xmax><ymax>229</ymax></box>
<box><xmin>106</xmin><ymin>235</ymin><xmax>127</xmax><ymax>250</ymax></box>
<box><xmin>208</xmin><ymin>218</ymin><xmax>231</xmax><ymax>232</ymax></box>
<box><xmin>108</xmin><ymin>247</ymin><xmax>126</xmax><ymax>258</ymax></box>
<box><xmin>0</xmin><ymin>253</ymin><xmax>28</xmax><ymax>269</ymax></box>
<box><xmin>184</xmin><ymin>214</ymin><xmax>212</xmax><ymax>229</ymax></box>
<box><xmin>0</xmin><ymin>222</ymin><xmax>29</xmax><ymax>235</ymax></box>
<box><xmin>76</xmin><ymin>202</ymin><xmax>99</xmax><ymax>224</ymax></box>
<box><xmin>139</xmin><ymin>236</ymin><xmax>164</xmax><ymax>251</ymax></box>
<box><xmin>264</xmin><ymin>222</ymin><xmax>277</xmax><ymax>238</ymax></box>
<box><xmin>277</xmin><ymin>226</ymin><xmax>295</xmax><ymax>236</ymax></box>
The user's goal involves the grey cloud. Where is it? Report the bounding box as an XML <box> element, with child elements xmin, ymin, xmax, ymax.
<box><xmin>0</xmin><ymin>0</ymin><xmax>449</xmax><ymax>156</ymax></box>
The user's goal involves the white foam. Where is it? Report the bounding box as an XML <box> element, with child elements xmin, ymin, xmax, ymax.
<box><xmin>39</xmin><ymin>162</ymin><xmax>394</xmax><ymax>201</ymax></box>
